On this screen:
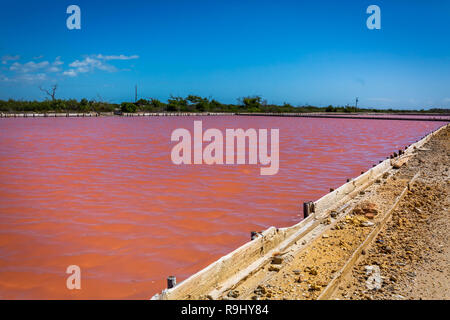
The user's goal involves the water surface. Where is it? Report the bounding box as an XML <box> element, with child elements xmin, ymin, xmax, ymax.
<box><xmin>0</xmin><ymin>116</ymin><xmax>443</xmax><ymax>299</ymax></box>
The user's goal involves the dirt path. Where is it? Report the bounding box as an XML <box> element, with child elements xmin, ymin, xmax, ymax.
<box><xmin>218</xmin><ymin>125</ymin><xmax>449</xmax><ymax>301</ymax></box>
<box><xmin>331</xmin><ymin>126</ymin><xmax>449</xmax><ymax>300</ymax></box>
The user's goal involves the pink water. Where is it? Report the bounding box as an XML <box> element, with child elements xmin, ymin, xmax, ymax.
<box><xmin>0</xmin><ymin>116</ymin><xmax>443</xmax><ymax>299</ymax></box>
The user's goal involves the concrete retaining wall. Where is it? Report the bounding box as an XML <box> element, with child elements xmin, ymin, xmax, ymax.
<box><xmin>122</xmin><ymin>112</ymin><xmax>234</xmax><ymax>116</ymax></box>
<box><xmin>0</xmin><ymin>113</ymin><xmax>97</xmax><ymax>118</ymax></box>
<box><xmin>237</xmin><ymin>113</ymin><xmax>450</xmax><ymax>122</ymax></box>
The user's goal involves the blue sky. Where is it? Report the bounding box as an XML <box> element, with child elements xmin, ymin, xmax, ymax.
<box><xmin>0</xmin><ymin>0</ymin><xmax>449</xmax><ymax>109</ymax></box>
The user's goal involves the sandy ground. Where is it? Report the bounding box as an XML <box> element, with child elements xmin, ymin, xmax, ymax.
<box><xmin>217</xmin><ymin>125</ymin><xmax>449</xmax><ymax>300</ymax></box>
<box><xmin>331</xmin><ymin>126</ymin><xmax>449</xmax><ymax>300</ymax></box>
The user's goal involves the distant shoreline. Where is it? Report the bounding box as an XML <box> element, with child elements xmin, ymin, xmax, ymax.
<box><xmin>1</xmin><ymin>112</ymin><xmax>450</xmax><ymax>122</ymax></box>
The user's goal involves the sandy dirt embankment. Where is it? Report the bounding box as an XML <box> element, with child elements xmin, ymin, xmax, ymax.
<box><xmin>217</xmin><ymin>125</ymin><xmax>449</xmax><ymax>300</ymax></box>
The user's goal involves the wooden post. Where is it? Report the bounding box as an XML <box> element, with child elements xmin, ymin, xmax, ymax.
<box><xmin>303</xmin><ymin>201</ymin><xmax>315</xmax><ymax>218</ymax></box>
<box><xmin>167</xmin><ymin>276</ymin><xmax>176</xmax><ymax>289</ymax></box>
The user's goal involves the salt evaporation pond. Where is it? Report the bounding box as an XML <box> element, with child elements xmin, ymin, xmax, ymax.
<box><xmin>0</xmin><ymin>116</ymin><xmax>444</xmax><ymax>298</ymax></box>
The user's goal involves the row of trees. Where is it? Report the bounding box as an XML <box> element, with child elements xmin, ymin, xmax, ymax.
<box><xmin>0</xmin><ymin>98</ymin><xmax>117</xmax><ymax>113</ymax></box>
<box><xmin>1</xmin><ymin>95</ymin><xmax>448</xmax><ymax>114</ymax></box>
<box><xmin>119</xmin><ymin>96</ymin><xmax>374</xmax><ymax>113</ymax></box>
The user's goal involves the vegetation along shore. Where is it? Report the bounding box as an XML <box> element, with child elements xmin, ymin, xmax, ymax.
<box><xmin>1</xmin><ymin>95</ymin><xmax>449</xmax><ymax>115</ymax></box>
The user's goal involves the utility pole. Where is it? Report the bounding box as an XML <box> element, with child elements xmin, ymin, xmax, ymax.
<box><xmin>135</xmin><ymin>85</ymin><xmax>138</xmax><ymax>103</ymax></box>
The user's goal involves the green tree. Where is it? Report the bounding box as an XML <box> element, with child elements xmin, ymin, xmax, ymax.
<box><xmin>187</xmin><ymin>95</ymin><xmax>209</xmax><ymax>112</ymax></box>
<box><xmin>325</xmin><ymin>105</ymin><xmax>335</xmax><ymax>112</ymax></box>
<box><xmin>121</xmin><ymin>102</ymin><xmax>137</xmax><ymax>113</ymax></box>
<box><xmin>167</xmin><ymin>96</ymin><xmax>187</xmax><ymax>112</ymax></box>
<box><xmin>240</xmin><ymin>96</ymin><xmax>262</xmax><ymax>111</ymax></box>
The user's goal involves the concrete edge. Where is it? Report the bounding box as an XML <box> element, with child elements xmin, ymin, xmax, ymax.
<box><xmin>317</xmin><ymin>171</ymin><xmax>422</xmax><ymax>300</ymax></box>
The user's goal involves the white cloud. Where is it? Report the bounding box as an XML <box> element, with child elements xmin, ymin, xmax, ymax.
<box><xmin>0</xmin><ymin>72</ymin><xmax>47</xmax><ymax>82</ymax></box>
<box><xmin>65</xmin><ymin>56</ymin><xmax>116</xmax><ymax>77</ymax></box>
<box><xmin>53</xmin><ymin>57</ymin><xmax>64</xmax><ymax>65</ymax></box>
<box><xmin>3</xmin><ymin>57</ymin><xmax>63</xmax><ymax>82</ymax></box>
<box><xmin>48</xmin><ymin>57</ymin><xmax>64</xmax><ymax>73</ymax></box>
<box><xmin>8</xmin><ymin>57</ymin><xmax>63</xmax><ymax>75</ymax></box>
<box><xmin>1</xmin><ymin>55</ymin><xmax>20</xmax><ymax>65</ymax></box>
<box><xmin>2</xmin><ymin>53</ymin><xmax>138</xmax><ymax>79</ymax></box>
<box><xmin>96</xmin><ymin>54</ymin><xmax>139</xmax><ymax>61</ymax></box>
<box><xmin>48</xmin><ymin>66</ymin><xmax>61</xmax><ymax>72</ymax></box>
<box><xmin>63</xmin><ymin>69</ymin><xmax>77</xmax><ymax>77</ymax></box>
<box><xmin>10</xmin><ymin>61</ymin><xmax>50</xmax><ymax>73</ymax></box>
<box><xmin>63</xmin><ymin>54</ymin><xmax>138</xmax><ymax>77</ymax></box>
<box><xmin>19</xmin><ymin>73</ymin><xmax>47</xmax><ymax>81</ymax></box>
